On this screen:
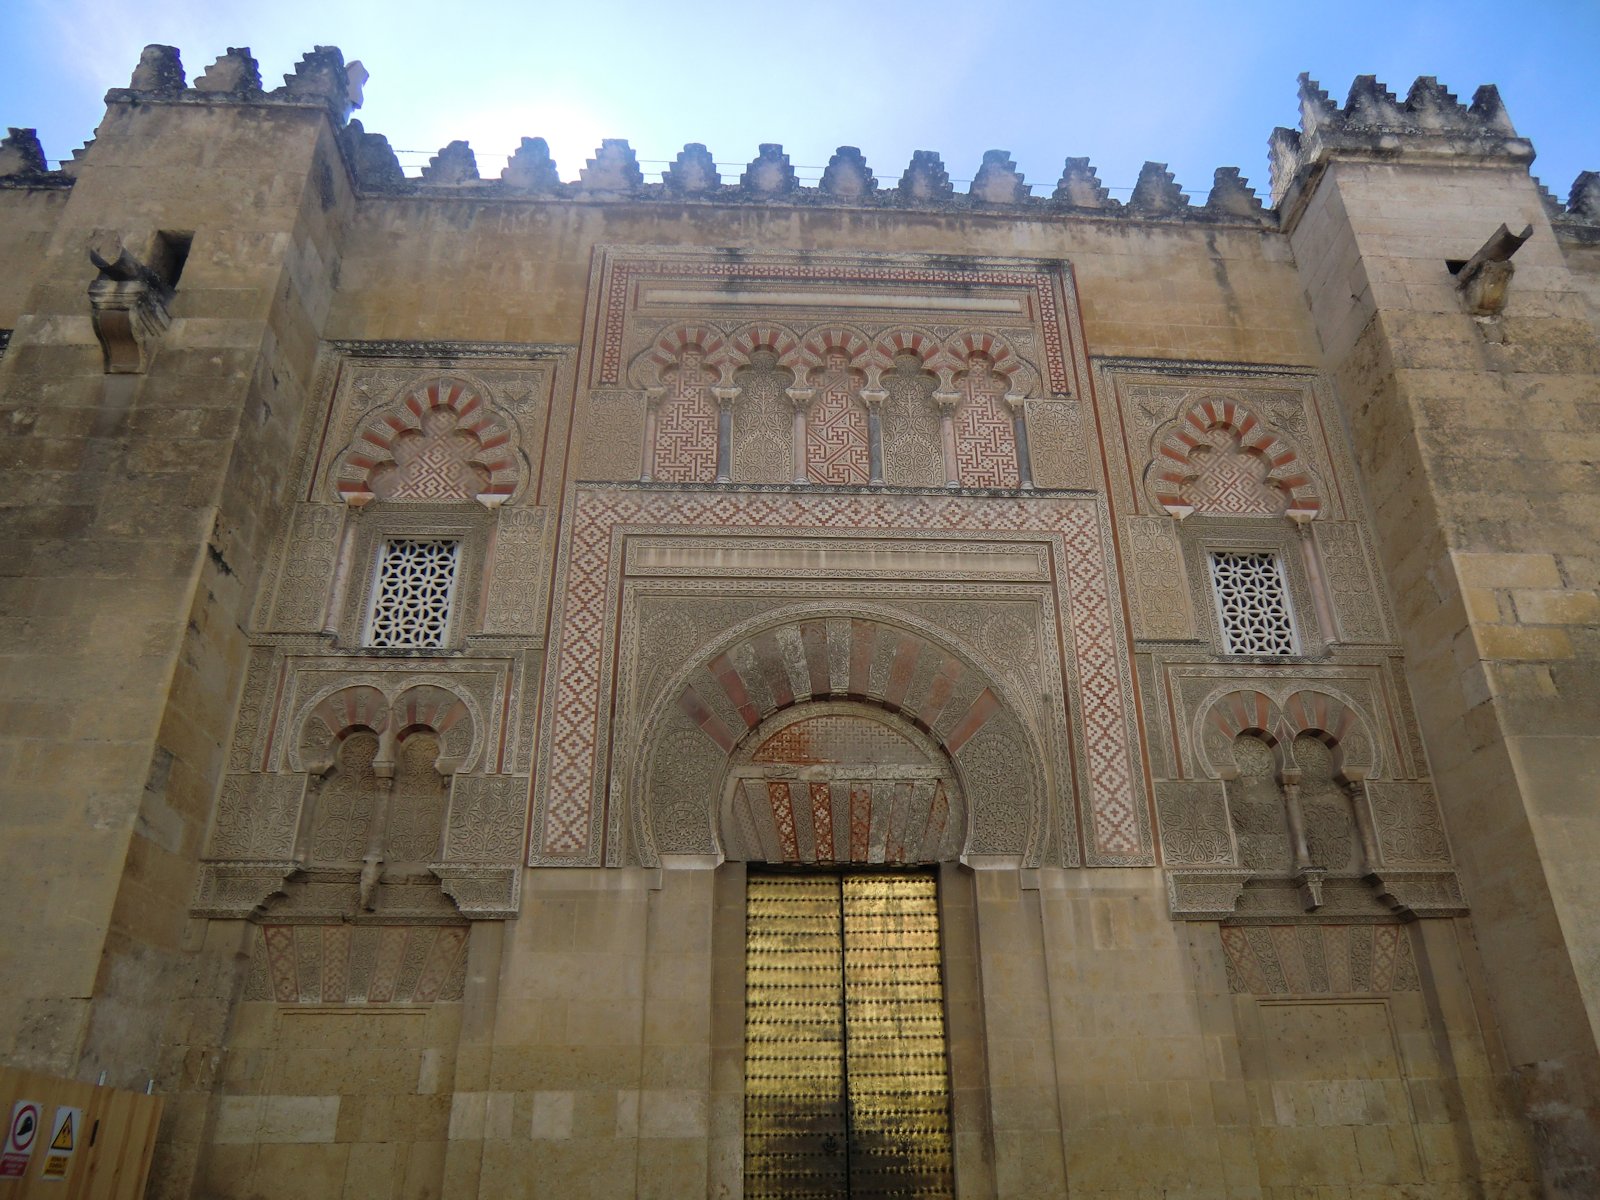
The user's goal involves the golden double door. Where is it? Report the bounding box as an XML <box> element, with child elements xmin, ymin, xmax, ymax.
<box><xmin>744</xmin><ymin>873</ymin><xmax>955</xmax><ymax>1199</ymax></box>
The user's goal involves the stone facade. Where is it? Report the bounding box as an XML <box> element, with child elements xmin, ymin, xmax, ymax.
<box><xmin>0</xmin><ymin>44</ymin><xmax>1598</xmax><ymax>1198</ymax></box>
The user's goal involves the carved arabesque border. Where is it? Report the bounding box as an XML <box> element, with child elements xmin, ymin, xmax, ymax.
<box><xmin>534</xmin><ymin>482</ymin><xmax>1146</xmax><ymax>867</ymax></box>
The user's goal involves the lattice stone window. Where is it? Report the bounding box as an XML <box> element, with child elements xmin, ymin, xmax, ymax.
<box><xmin>1210</xmin><ymin>551</ymin><xmax>1296</xmax><ymax>655</ymax></box>
<box><xmin>366</xmin><ymin>538</ymin><xmax>462</xmax><ymax>648</ymax></box>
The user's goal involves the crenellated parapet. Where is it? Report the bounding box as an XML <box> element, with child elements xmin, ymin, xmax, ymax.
<box><xmin>4</xmin><ymin>45</ymin><xmax>1588</xmax><ymax>237</ymax></box>
<box><xmin>334</xmin><ymin>127</ymin><xmax>1276</xmax><ymax>227</ymax></box>
<box><xmin>1269</xmin><ymin>73</ymin><xmax>1534</xmax><ymax>208</ymax></box>
<box><xmin>0</xmin><ymin>126</ymin><xmax>73</xmax><ymax>189</ymax></box>
<box><xmin>1553</xmin><ymin>170</ymin><xmax>1600</xmax><ymax>244</ymax></box>
<box><xmin>100</xmin><ymin>42</ymin><xmax>367</xmax><ymax>122</ymax></box>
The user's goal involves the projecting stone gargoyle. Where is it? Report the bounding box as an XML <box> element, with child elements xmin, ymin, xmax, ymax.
<box><xmin>1453</xmin><ymin>221</ymin><xmax>1533</xmax><ymax>317</ymax></box>
<box><xmin>87</xmin><ymin>230</ymin><xmax>174</xmax><ymax>374</ymax></box>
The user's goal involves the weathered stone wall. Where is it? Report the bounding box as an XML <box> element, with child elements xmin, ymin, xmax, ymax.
<box><xmin>1286</xmin><ymin>150</ymin><xmax>1600</xmax><ymax>1195</ymax></box>
<box><xmin>0</xmin><ymin>188</ymin><xmax>71</xmax><ymax>327</ymax></box>
<box><xmin>328</xmin><ymin>201</ymin><xmax>1317</xmax><ymax>363</ymax></box>
<box><xmin>1558</xmin><ymin>235</ymin><xmax>1600</xmax><ymax>336</ymax></box>
<box><xmin>0</xmin><ymin>56</ymin><xmax>359</xmax><ymax>1195</ymax></box>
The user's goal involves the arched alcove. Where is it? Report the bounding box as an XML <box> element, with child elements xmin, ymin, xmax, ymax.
<box><xmin>631</xmin><ymin>609</ymin><xmax>1050</xmax><ymax>867</ymax></box>
<box><xmin>719</xmin><ymin>700</ymin><xmax>966</xmax><ymax>865</ymax></box>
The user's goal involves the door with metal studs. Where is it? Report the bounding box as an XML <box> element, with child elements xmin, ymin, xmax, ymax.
<box><xmin>743</xmin><ymin>872</ymin><xmax>955</xmax><ymax>1198</ymax></box>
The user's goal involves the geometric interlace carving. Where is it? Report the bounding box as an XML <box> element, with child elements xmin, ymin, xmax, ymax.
<box><xmin>367</xmin><ymin>539</ymin><xmax>461</xmax><ymax>648</ymax></box>
<box><xmin>806</xmin><ymin>359</ymin><xmax>869</xmax><ymax>485</ymax></box>
<box><xmin>954</xmin><ymin>359</ymin><xmax>1018</xmax><ymax>488</ymax></box>
<box><xmin>656</xmin><ymin>350</ymin><xmax>718</xmax><ymax>483</ymax></box>
<box><xmin>1183</xmin><ymin>427</ymin><xmax>1284</xmax><ymax>515</ymax></box>
<box><xmin>1210</xmin><ymin>552</ymin><xmax>1295</xmax><ymax>655</ymax></box>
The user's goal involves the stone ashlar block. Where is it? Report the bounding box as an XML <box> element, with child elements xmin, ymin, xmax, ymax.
<box><xmin>1454</xmin><ymin>551</ymin><xmax>1563</xmax><ymax>590</ymax></box>
<box><xmin>1474</xmin><ymin>623</ymin><xmax>1574</xmax><ymax>661</ymax></box>
<box><xmin>1511</xmin><ymin>587</ymin><xmax>1600</xmax><ymax>625</ymax></box>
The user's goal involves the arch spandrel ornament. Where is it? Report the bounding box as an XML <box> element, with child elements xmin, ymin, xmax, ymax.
<box><xmin>629</xmin><ymin>608</ymin><xmax>1051</xmax><ymax>869</ymax></box>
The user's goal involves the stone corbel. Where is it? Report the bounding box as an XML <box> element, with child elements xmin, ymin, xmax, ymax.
<box><xmin>87</xmin><ymin>231</ymin><xmax>172</xmax><ymax>374</ymax></box>
<box><xmin>191</xmin><ymin>860</ymin><xmax>300</xmax><ymax>919</ymax></box>
<box><xmin>1369</xmin><ymin>868</ymin><xmax>1468</xmax><ymax>919</ymax></box>
<box><xmin>1294</xmin><ymin>866</ymin><xmax>1327</xmax><ymax>912</ymax></box>
<box><xmin>1166</xmin><ymin>868</ymin><xmax>1253</xmax><ymax>921</ymax></box>
<box><xmin>358</xmin><ymin>855</ymin><xmax>383</xmax><ymax>912</ymax></box>
<box><xmin>431</xmin><ymin>864</ymin><xmax>522</xmax><ymax>919</ymax></box>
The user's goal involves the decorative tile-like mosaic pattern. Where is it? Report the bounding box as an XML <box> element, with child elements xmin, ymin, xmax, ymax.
<box><xmin>1220</xmin><ymin>923</ymin><xmax>1420</xmax><ymax>995</ymax></box>
<box><xmin>247</xmin><ymin>924</ymin><xmax>469</xmax><ymax>1004</ymax></box>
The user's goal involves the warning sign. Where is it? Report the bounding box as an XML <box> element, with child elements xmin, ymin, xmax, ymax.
<box><xmin>0</xmin><ymin>1099</ymin><xmax>40</xmax><ymax>1178</ymax></box>
<box><xmin>39</xmin><ymin>1106</ymin><xmax>80</xmax><ymax>1180</ymax></box>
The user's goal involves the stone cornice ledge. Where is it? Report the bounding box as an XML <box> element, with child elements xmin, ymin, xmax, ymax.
<box><xmin>1167</xmin><ymin>869</ymin><xmax>1255</xmax><ymax>921</ymax></box>
<box><xmin>432</xmin><ymin>864</ymin><xmax>522</xmax><ymax>920</ymax></box>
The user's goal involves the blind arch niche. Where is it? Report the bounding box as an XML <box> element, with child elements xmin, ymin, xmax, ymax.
<box><xmin>719</xmin><ymin>701</ymin><xmax>966</xmax><ymax>866</ymax></box>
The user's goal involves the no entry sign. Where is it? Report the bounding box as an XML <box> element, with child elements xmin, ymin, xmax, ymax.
<box><xmin>0</xmin><ymin>1099</ymin><xmax>40</xmax><ymax>1178</ymax></box>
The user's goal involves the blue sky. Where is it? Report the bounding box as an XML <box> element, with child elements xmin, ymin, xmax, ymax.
<box><xmin>2</xmin><ymin>0</ymin><xmax>1596</xmax><ymax>205</ymax></box>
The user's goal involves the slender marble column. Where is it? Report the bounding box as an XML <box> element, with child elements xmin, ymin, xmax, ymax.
<box><xmin>861</xmin><ymin>385</ymin><xmax>887</xmax><ymax>486</ymax></box>
<box><xmin>1006</xmin><ymin>392</ymin><xmax>1034</xmax><ymax>490</ymax></box>
<box><xmin>640</xmin><ymin>385</ymin><xmax>665</xmax><ymax>482</ymax></box>
<box><xmin>712</xmin><ymin>386</ymin><xmax>737</xmax><ymax>483</ymax></box>
<box><xmin>935</xmin><ymin>389</ymin><xmax>961</xmax><ymax>487</ymax></box>
<box><xmin>785</xmin><ymin>386</ymin><xmax>814</xmax><ymax>485</ymax></box>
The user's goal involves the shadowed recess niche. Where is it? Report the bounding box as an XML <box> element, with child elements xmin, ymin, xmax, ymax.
<box><xmin>721</xmin><ymin>703</ymin><xmax>965</xmax><ymax>865</ymax></box>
